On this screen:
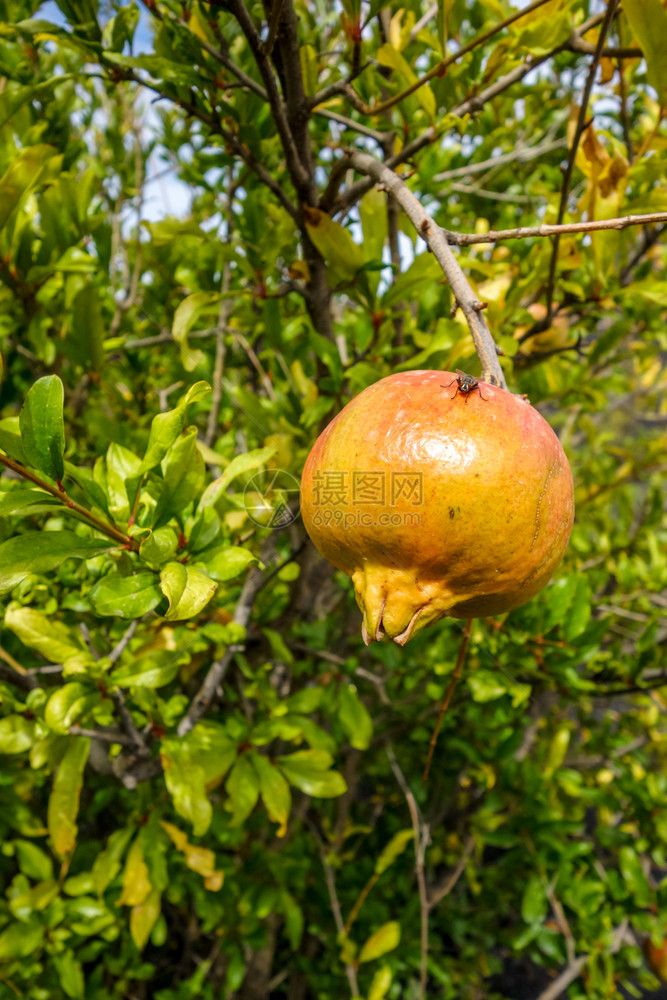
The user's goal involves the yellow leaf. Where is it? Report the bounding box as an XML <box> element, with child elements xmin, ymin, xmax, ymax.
<box><xmin>624</xmin><ymin>0</ymin><xmax>667</xmax><ymax>106</ymax></box>
<box><xmin>48</xmin><ymin>738</ymin><xmax>89</xmax><ymax>857</ymax></box>
<box><xmin>118</xmin><ymin>838</ymin><xmax>152</xmax><ymax>907</ymax></box>
<box><xmin>303</xmin><ymin>207</ymin><xmax>365</xmax><ymax>281</ymax></box>
<box><xmin>160</xmin><ymin>821</ymin><xmax>224</xmax><ymax>890</ymax></box>
<box><xmin>130</xmin><ymin>888</ymin><xmax>161</xmax><ymax>951</ymax></box>
<box><xmin>358</xmin><ymin>921</ymin><xmax>401</xmax><ymax>964</ymax></box>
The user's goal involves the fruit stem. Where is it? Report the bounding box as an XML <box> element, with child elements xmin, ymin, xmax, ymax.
<box><xmin>423</xmin><ymin>619</ymin><xmax>473</xmax><ymax>783</ymax></box>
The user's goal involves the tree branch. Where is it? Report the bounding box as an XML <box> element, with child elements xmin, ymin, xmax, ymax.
<box><xmin>533</xmin><ymin>920</ymin><xmax>628</xmax><ymax>1000</ymax></box>
<box><xmin>545</xmin><ymin>0</ymin><xmax>620</xmax><ymax>317</ymax></box>
<box><xmin>345</xmin><ymin>151</ymin><xmax>506</xmax><ymax>387</ymax></box>
<box><xmin>342</xmin><ymin>0</ymin><xmax>553</xmax><ymax>117</ymax></box>
<box><xmin>441</xmin><ymin>212</ymin><xmax>667</xmax><ymax>246</ymax></box>
<box><xmin>0</xmin><ymin>452</ymin><xmax>137</xmax><ymax>550</ymax></box>
<box><xmin>177</xmin><ymin>564</ymin><xmax>265</xmax><ymax>736</ymax></box>
<box><xmin>387</xmin><ymin>746</ymin><xmax>430</xmax><ymax>1000</ymax></box>
<box><xmin>225</xmin><ymin>0</ymin><xmax>311</xmax><ymax>200</ymax></box>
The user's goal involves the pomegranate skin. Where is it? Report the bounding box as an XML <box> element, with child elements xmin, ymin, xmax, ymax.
<box><xmin>300</xmin><ymin>370</ymin><xmax>574</xmax><ymax>645</ymax></box>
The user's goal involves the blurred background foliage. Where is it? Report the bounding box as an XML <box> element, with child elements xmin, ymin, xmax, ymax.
<box><xmin>0</xmin><ymin>0</ymin><xmax>666</xmax><ymax>997</ymax></box>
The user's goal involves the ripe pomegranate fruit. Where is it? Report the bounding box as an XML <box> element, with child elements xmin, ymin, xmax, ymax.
<box><xmin>300</xmin><ymin>370</ymin><xmax>574</xmax><ymax>645</ymax></box>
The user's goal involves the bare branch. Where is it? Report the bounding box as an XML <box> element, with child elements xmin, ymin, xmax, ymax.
<box><xmin>343</xmin><ymin>0</ymin><xmax>553</xmax><ymax>117</ymax></box>
<box><xmin>533</xmin><ymin>920</ymin><xmax>628</xmax><ymax>1000</ymax></box>
<box><xmin>545</xmin><ymin>0</ymin><xmax>620</xmax><ymax>317</ymax></box>
<box><xmin>345</xmin><ymin>151</ymin><xmax>506</xmax><ymax>387</ymax></box>
<box><xmin>428</xmin><ymin>836</ymin><xmax>475</xmax><ymax>909</ymax></box>
<box><xmin>69</xmin><ymin>725</ymin><xmax>135</xmax><ymax>746</ymax></box>
<box><xmin>108</xmin><ymin>620</ymin><xmax>140</xmax><ymax>665</ymax></box>
<box><xmin>260</xmin><ymin>0</ymin><xmax>284</xmax><ymax>57</ymax></box>
<box><xmin>177</xmin><ymin>562</ymin><xmax>266</xmax><ymax>737</ymax></box>
<box><xmin>110</xmin><ymin>688</ymin><xmax>150</xmax><ymax>755</ymax></box>
<box><xmin>225</xmin><ymin>0</ymin><xmax>312</xmax><ymax>200</ymax></box>
<box><xmin>442</xmin><ymin>211</ymin><xmax>667</xmax><ymax>246</ymax></box>
<box><xmin>433</xmin><ymin>137</ymin><xmax>566</xmax><ymax>182</ymax></box>
<box><xmin>387</xmin><ymin>746</ymin><xmax>430</xmax><ymax>999</ymax></box>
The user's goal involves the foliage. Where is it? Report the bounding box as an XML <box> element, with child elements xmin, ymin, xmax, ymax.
<box><xmin>0</xmin><ymin>0</ymin><xmax>666</xmax><ymax>998</ymax></box>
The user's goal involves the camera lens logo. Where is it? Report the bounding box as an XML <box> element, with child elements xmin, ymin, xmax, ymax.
<box><xmin>244</xmin><ymin>470</ymin><xmax>301</xmax><ymax>529</ymax></box>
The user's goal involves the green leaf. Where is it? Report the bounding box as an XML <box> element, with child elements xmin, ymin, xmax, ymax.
<box><xmin>106</xmin><ymin>442</ymin><xmax>142</xmax><ymax>521</ymax></box>
<box><xmin>160</xmin><ymin>561</ymin><xmax>217</xmax><ymax>620</ymax></box>
<box><xmin>0</xmin><ymin>531</ymin><xmax>110</xmax><ymax>595</ymax></box>
<box><xmin>0</xmin><ymin>487</ymin><xmax>60</xmax><ymax>516</ymax></box>
<box><xmin>19</xmin><ymin>375</ymin><xmax>66</xmax><ymax>481</ymax></box>
<box><xmin>467</xmin><ymin>669</ymin><xmax>506</xmax><ymax>702</ymax></box>
<box><xmin>198</xmin><ymin>545</ymin><xmax>257</xmax><ymax>582</ymax></box>
<box><xmin>89</xmin><ymin>571</ymin><xmax>163</xmax><ymax>618</ymax></box>
<box><xmin>155</xmin><ymin>427</ymin><xmax>205</xmax><ymax>526</ymax></box>
<box><xmin>0</xmin><ymin>76</ymin><xmax>72</xmax><ymax>130</ymax></box>
<box><xmin>45</xmin><ymin>683</ymin><xmax>96</xmax><ymax>734</ymax></box>
<box><xmin>139</xmin><ymin>526</ymin><xmax>179</xmax><ymax>568</ymax></box>
<box><xmin>92</xmin><ymin>826</ymin><xmax>135</xmax><ymax>895</ymax></box>
<box><xmin>5</xmin><ymin>605</ymin><xmax>86</xmax><ymax>665</ymax></box>
<box><xmin>0</xmin><ymin>144</ymin><xmax>62</xmax><ymax>232</ymax></box>
<box><xmin>358</xmin><ymin>921</ymin><xmax>401</xmax><ymax>963</ymax></box>
<box><xmin>624</xmin><ymin>0</ymin><xmax>667</xmax><ymax>106</ymax></box>
<box><xmin>140</xmin><ymin>381</ymin><xmax>211</xmax><ymax>472</ymax></box>
<box><xmin>0</xmin><ymin>920</ymin><xmax>45</xmax><ymax>959</ymax></box>
<box><xmin>172</xmin><ymin>292</ymin><xmax>218</xmax><ymax>371</ymax></box>
<box><xmin>13</xmin><ymin>840</ymin><xmax>54</xmax><ymax>882</ymax></box>
<box><xmin>619</xmin><ymin>845</ymin><xmax>651</xmax><ymax>906</ymax></box>
<box><xmin>0</xmin><ymin>715</ymin><xmax>35</xmax><ymax>754</ymax></box>
<box><xmin>375</xmin><ymin>829</ymin><xmax>414</xmax><ymax>876</ymax></box>
<box><xmin>198</xmin><ymin>447</ymin><xmax>276</xmax><ymax>508</ymax></box>
<box><xmin>250</xmin><ymin>752</ymin><xmax>291</xmax><ymax>837</ymax></box>
<box><xmin>67</xmin><ymin>283</ymin><xmax>104</xmax><ymax>372</ymax></box>
<box><xmin>161</xmin><ymin>738</ymin><xmax>212</xmax><ymax>836</ymax></box>
<box><xmin>521</xmin><ymin>875</ymin><xmax>548</xmax><ymax>924</ymax></box>
<box><xmin>0</xmin><ymin>415</ymin><xmax>28</xmax><ymax>463</ymax></box>
<box><xmin>48</xmin><ymin>736</ymin><xmax>90</xmax><ymax>856</ymax></box>
<box><xmin>368</xmin><ymin>965</ymin><xmax>393</xmax><ymax>1000</ymax></box>
<box><xmin>225</xmin><ymin>755</ymin><xmax>260</xmax><ymax>826</ymax></box>
<box><xmin>303</xmin><ymin>207</ymin><xmax>365</xmax><ymax>281</ymax></box>
<box><xmin>54</xmin><ymin>950</ymin><xmax>85</xmax><ymax>999</ymax></box>
<box><xmin>338</xmin><ymin>683</ymin><xmax>373</xmax><ymax>749</ymax></box>
<box><xmin>278</xmin><ymin>750</ymin><xmax>347</xmax><ymax>798</ymax></box>
<box><xmin>130</xmin><ymin>888</ymin><xmax>162</xmax><ymax>951</ymax></box>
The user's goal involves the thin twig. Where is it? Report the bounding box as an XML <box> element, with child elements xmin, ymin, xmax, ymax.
<box><xmin>0</xmin><ymin>662</ymin><xmax>37</xmax><ymax>691</ymax></box>
<box><xmin>205</xmin><ymin>167</ymin><xmax>237</xmax><ymax>447</ymax></box>
<box><xmin>110</xmin><ymin>689</ymin><xmax>150</xmax><ymax>755</ymax></box>
<box><xmin>177</xmin><ymin>564</ymin><xmax>266</xmax><ymax>736</ymax></box>
<box><xmin>260</xmin><ymin>0</ymin><xmax>284</xmax><ymax>56</ymax></box>
<box><xmin>344</xmin><ymin>0</ymin><xmax>553</xmax><ymax>116</ymax></box>
<box><xmin>442</xmin><ymin>211</ymin><xmax>667</xmax><ymax>246</ymax></box>
<box><xmin>387</xmin><ymin>746</ymin><xmax>430</xmax><ymax>1000</ymax></box>
<box><xmin>423</xmin><ymin>620</ymin><xmax>472</xmax><ymax>782</ymax></box>
<box><xmin>545</xmin><ymin>0</ymin><xmax>620</xmax><ymax>318</ymax></box>
<box><xmin>69</xmin><ymin>725</ymin><xmax>135</xmax><ymax>746</ymax></box>
<box><xmin>545</xmin><ymin>877</ymin><xmax>576</xmax><ymax>966</ymax></box>
<box><xmin>346</xmin><ymin>153</ymin><xmax>505</xmax><ymax>387</ymax></box>
<box><xmin>428</xmin><ymin>836</ymin><xmax>475</xmax><ymax>909</ymax></box>
<box><xmin>433</xmin><ymin>138</ymin><xmax>566</xmax><ymax>182</ymax></box>
<box><xmin>108</xmin><ymin>620</ymin><xmax>140</xmax><ymax>665</ymax></box>
<box><xmin>533</xmin><ymin>920</ymin><xmax>628</xmax><ymax>1000</ymax></box>
<box><xmin>0</xmin><ymin>452</ymin><xmax>137</xmax><ymax>550</ymax></box>
<box><xmin>307</xmin><ymin>819</ymin><xmax>360</xmax><ymax>998</ymax></box>
<box><xmin>0</xmin><ymin>645</ymin><xmax>28</xmax><ymax>676</ymax></box>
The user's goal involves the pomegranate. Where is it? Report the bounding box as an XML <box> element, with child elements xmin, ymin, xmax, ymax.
<box><xmin>300</xmin><ymin>370</ymin><xmax>574</xmax><ymax>645</ymax></box>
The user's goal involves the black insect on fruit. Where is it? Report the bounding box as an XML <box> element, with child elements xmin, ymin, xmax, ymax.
<box><xmin>442</xmin><ymin>370</ymin><xmax>488</xmax><ymax>403</ymax></box>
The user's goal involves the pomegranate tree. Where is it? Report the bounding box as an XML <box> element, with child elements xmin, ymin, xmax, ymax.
<box><xmin>300</xmin><ymin>370</ymin><xmax>574</xmax><ymax>645</ymax></box>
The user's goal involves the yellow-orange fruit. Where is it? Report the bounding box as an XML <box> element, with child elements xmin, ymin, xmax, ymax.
<box><xmin>300</xmin><ymin>370</ymin><xmax>574</xmax><ymax>645</ymax></box>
